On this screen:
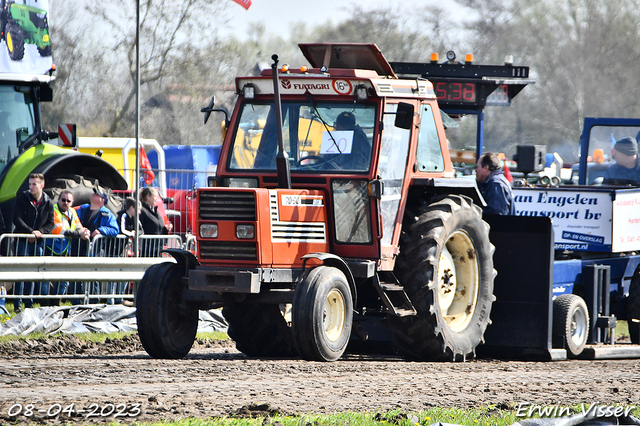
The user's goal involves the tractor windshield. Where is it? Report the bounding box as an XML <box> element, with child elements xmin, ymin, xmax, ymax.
<box><xmin>229</xmin><ymin>101</ymin><xmax>375</xmax><ymax>173</ymax></box>
<box><xmin>0</xmin><ymin>84</ymin><xmax>36</xmax><ymax>176</ymax></box>
<box><xmin>583</xmin><ymin>125</ymin><xmax>640</xmax><ymax>185</ymax></box>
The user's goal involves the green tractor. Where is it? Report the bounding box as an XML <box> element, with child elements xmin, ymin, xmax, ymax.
<box><xmin>0</xmin><ymin>0</ymin><xmax>51</xmax><ymax>61</ymax></box>
<box><xmin>0</xmin><ymin>77</ymin><xmax>127</xmax><ymax>225</ymax></box>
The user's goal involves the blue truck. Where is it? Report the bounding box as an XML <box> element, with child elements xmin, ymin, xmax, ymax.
<box><xmin>480</xmin><ymin>118</ymin><xmax>640</xmax><ymax>359</ymax></box>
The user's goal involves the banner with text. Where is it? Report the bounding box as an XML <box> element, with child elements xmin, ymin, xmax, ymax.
<box><xmin>513</xmin><ymin>188</ymin><xmax>612</xmax><ymax>252</ymax></box>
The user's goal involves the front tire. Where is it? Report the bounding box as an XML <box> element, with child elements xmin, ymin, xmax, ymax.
<box><xmin>292</xmin><ymin>266</ymin><xmax>353</xmax><ymax>361</ymax></box>
<box><xmin>136</xmin><ymin>262</ymin><xmax>198</xmax><ymax>359</ymax></box>
<box><xmin>38</xmin><ymin>45</ymin><xmax>51</xmax><ymax>57</ymax></box>
<box><xmin>389</xmin><ymin>195</ymin><xmax>495</xmax><ymax>361</ymax></box>
<box><xmin>553</xmin><ymin>294</ymin><xmax>589</xmax><ymax>357</ymax></box>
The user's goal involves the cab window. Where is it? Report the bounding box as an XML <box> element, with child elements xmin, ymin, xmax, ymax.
<box><xmin>416</xmin><ymin>104</ymin><xmax>444</xmax><ymax>172</ymax></box>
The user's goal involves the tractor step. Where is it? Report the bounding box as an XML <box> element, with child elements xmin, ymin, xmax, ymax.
<box><xmin>373</xmin><ymin>274</ymin><xmax>416</xmax><ymax>317</ymax></box>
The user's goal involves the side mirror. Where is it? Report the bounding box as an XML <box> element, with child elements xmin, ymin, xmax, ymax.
<box><xmin>395</xmin><ymin>102</ymin><xmax>414</xmax><ymax>130</ymax></box>
<box><xmin>201</xmin><ymin>96</ymin><xmax>230</xmax><ymax>129</ymax></box>
<box><xmin>16</xmin><ymin>127</ymin><xmax>29</xmax><ymax>146</ymax></box>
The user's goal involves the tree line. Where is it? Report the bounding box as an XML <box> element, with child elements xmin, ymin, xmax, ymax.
<box><xmin>43</xmin><ymin>0</ymin><xmax>640</xmax><ymax>162</ymax></box>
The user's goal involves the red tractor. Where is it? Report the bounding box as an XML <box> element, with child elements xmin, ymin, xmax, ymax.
<box><xmin>136</xmin><ymin>44</ymin><xmax>510</xmax><ymax>361</ymax></box>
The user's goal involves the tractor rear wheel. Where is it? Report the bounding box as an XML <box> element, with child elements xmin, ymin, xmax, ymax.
<box><xmin>389</xmin><ymin>195</ymin><xmax>495</xmax><ymax>361</ymax></box>
<box><xmin>626</xmin><ymin>269</ymin><xmax>640</xmax><ymax>344</ymax></box>
<box><xmin>292</xmin><ymin>266</ymin><xmax>353</xmax><ymax>361</ymax></box>
<box><xmin>553</xmin><ymin>294</ymin><xmax>589</xmax><ymax>357</ymax></box>
<box><xmin>223</xmin><ymin>303</ymin><xmax>296</xmax><ymax>357</ymax></box>
<box><xmin>45</xmin><ymin>174</ymin><xmax>122</xmax><ymax>214</ymax></box>
<box><xmin>136</xmin><ymin>262</ymin><xmax>198</xmax><ymax>359</ymax></box>
<box><xmin>6</xmin><ymin>23</ymin><xmax>25</xmax><ymax>61</ymax></box>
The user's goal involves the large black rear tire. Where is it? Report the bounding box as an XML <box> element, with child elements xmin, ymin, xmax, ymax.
<box><xmin>136</xmin><ymin>262</ymin><xmax>198</xmax><ymax>359</ymax></box>
<box><xmin>45</xmin><ymin>174</ymin><xmax>122</xmax><ymax>214</ymax></box>
<box><xmin>626</xmin><ymin>269</ymin><xmax>640</xmax><ymax>344</ymax></box>
<box><xmin>552</xmin><ymin>294</ymin><xmax>589</xmax><ymax>357</ymax></box>
<box><xmin>6</xmin><ymin>23</ymin><xmax>24</xmax><ymax>61</ymax></box>
<box><xmin>292</xmin><ymin>266</ymin><xmax>353</xmax><ymax>361</ymax></box>
<box><xmin>223</xmin><ymin>303</ymin><xmax>296</xmax><ymax>357</ymax></box>
<box><xmin>389</xmin><ymin>195</ymin><xmax>495</xmax><ymax>361</ymax></box>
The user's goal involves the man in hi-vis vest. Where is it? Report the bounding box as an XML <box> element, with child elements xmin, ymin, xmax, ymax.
<box><xmin>46</xmin><ymin>190</ymin><xmax>90</xmax><ymax>305</ymax></box>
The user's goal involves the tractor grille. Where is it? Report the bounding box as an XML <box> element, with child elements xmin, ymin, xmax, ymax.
<box><xmin>199</xmin><ymin>191</ymin><xmax>256</xmax><ymax>221</ymax></box>
<box><xmin>199</xmin><ymin>241</ymin><xmax>257</xmax><ymax>261</ymax></box>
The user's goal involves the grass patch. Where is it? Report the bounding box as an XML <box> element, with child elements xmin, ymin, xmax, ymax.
<box><xmin>197</xmin><ymin>331</ymin><xmax>229</xmax><ymax>341</ymax></box>
<box><xmin>104</xmin><ymin>405</ymin><xmax>640</xmax><ymax>426</ymax></box>
<box><xmin>616</xmin><ymin>320</ymin><xmax>629</xmax><ymax>338</ymax></box>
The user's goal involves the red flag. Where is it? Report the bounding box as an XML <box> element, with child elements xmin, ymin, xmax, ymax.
<box><xmin>231</xmin><ymin>0</ymin><xmax>251</xmax><ymax>10</ymax></box>
<box><xmin>503</xmin><ymin>163</ymin><xmax>513</xmax><ymax>183</ymax></box>
<box><xmin>140</xmin><ymin>148</ymin><xmax>156</xmax><ymax>185</ymax></box>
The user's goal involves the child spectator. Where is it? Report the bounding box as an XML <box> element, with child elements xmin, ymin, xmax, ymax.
<box><xmin>118</xmin><ymin>197</ymin><xmax>144</xmax><ymax>240</ymax></box>
<box><xmin>114</xmin><ymin>197</ymin><xmax>143</xmax><ymax>304</ymax></box>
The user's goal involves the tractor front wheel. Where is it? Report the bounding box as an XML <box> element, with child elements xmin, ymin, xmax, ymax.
<box><xmin>38</xmin><ymin>45</ymin><xmax>51</xmax><ymax>57</ymax></box>
<box><xmin>292</xmin><ymin>266</ymin><xmax>353</xmax><ymax>361</ymax></box>
<box><xmin>136</xmin><ymin>262</ymin><xmax>198</xmax><ymax>359</ymax></box>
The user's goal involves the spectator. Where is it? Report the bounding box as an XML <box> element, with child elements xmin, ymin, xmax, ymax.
<box><xmin>117</xmin><ymin>197</ymin><xmax>144</xmax><ymax>240</ymax></box>
<box><xmin>45</xmin><ymin>190</ymin><xmax>90</xmax><ymax>306</ymax></box>
<box><xmin>74</xmin><ymin>187</ymin><xmax>119</xmax><ymax>304</ymax></box>
<box><xmin>475</xmin><ymin>152</ymin><xmax>515</xmax><ymax>215</ymax></box>
<box><xmin>113</xmin><ymin>197</ymin><xmax>144</xmax><ymax>304</ymax></box>
<box><xmin>12</xmin><ymin>173</ymin><xmax>55</xmax><ymax>313</ymax></box>
<box><xmin>603</xmin><ymin>136</ymin><xmax>640</xmax><ymax>185</ymax></box>
<box><xmin>139</xmin><ymin>187</ymin><xmax>172</xmax><ymax>256</ymax></box>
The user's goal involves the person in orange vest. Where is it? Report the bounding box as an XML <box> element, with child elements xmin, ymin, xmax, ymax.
<box><xmin>45</xmin><ymin>190</ymin><xmax>90</xmax><ymax>305</ymax></box>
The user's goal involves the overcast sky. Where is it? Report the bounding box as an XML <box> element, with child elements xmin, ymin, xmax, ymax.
<box><xmin>223</xmin><ymin>0</ymin><xmax>470</xmax><ymax>40</ymax></box>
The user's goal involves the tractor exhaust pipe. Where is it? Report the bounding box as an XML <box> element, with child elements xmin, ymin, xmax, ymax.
<box><xmin>271</xmin><ymin>54</ymin><xmax>292</xmax><ymax>189</ymax></box>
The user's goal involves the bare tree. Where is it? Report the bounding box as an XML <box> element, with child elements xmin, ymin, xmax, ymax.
<box><xmin>458</xmin><ymin>0</ymin><xmax>640</xmax><ymax>159</ymax></box>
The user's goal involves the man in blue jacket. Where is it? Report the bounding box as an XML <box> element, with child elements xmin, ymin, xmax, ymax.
<box><xmin>604</xmin><ymin>137</ymin><xmax>640</xmax><ymax>185</ymax></box>
<box><xmin>73</xmin><ymin>187</ymin><xmax>119</xmax><ymax>304</ymax></box>
<box><xmin>476</xmin><ymin>152</ymin><xmax>515</xmax><ymax>215</ymax></box>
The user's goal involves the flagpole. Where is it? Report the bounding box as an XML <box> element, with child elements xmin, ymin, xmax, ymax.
<box><xmin>134</xmin><ymin>0</ymin><xmax>141</xmax><ymax>259</ymax></box>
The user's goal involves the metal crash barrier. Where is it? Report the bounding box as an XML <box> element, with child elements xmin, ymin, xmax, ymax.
<box><xmin>0</xmin><ymin>233</ymin><xmax>189</xmax><ymax>305</ymax></box>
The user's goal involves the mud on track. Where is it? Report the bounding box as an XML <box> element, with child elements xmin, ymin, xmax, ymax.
<box><xmin>0</xmin><ymin>335</ymin><xmax>639</xmax><ymax>425</ymax></box>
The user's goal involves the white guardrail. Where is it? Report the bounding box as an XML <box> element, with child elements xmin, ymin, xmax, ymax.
<box><xmin>0</xmin><ymin>234</ymin><xmax>182</xmax><ymax>283</ymax></box>
<box><xmin>0</xmin><ymin>256</ymin><xmax>175</xmax><ymax>282</ymax></box>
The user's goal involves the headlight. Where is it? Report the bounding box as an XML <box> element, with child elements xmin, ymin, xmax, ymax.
<box><xmin>236</xmin><ymin>224</ymin><xmax>255</xmax><ymax>239</ymax></box>
<box><xmin>223</xmin><ymin>177</ymin><xmax>258</xmax><ymax>188</ymax></box>
<box><xmin>243</xmin><ymin>84</ymin><xmax>255</xmax><ymax>99</ymax></box>
<box><xmin>200</xmin><ymin>223</ymin><xmax>218</xmax><ymax>238</ymax></box>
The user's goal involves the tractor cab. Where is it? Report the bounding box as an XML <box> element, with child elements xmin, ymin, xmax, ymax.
<box><xmin>575</xmin><ymin>118</ymin><xmax>640</xmax><ymax>187</ymax></box>
<box><xmin>206</xmin><ymin>43</ymin><xmax>458</xmax><ymax>268</ymax></box>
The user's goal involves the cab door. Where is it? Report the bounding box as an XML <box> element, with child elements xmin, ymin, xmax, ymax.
<box><xmin>377</xmin><ymin>102</ymin><xmax>414</xmax><ymax>270</ymax></box>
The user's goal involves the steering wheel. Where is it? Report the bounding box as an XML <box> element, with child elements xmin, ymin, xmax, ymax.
<box><xmin>296</xmin><ymin>155</ymin><xmax>339</xmax><ymax>169</ymax></box>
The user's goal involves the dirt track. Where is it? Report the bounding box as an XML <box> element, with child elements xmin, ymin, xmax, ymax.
<box><xmin>0</xmin><ymin>335</ymin><xmax>639</xmax><ymax>425</ymax></box>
